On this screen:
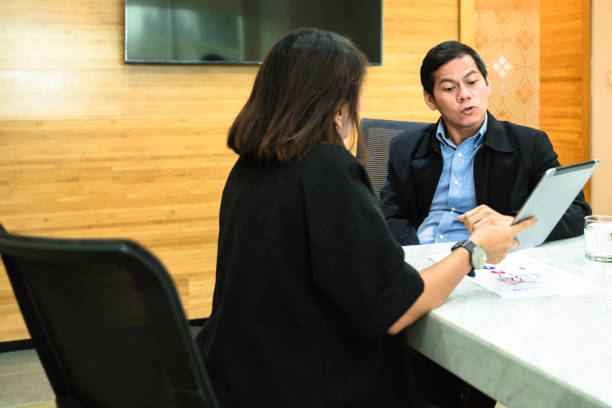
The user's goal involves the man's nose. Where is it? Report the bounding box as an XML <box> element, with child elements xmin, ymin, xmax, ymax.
<box><xmin>457</xmin><ymin>84</ymin><xmax>471</xmax><ymax>101</ymax></box>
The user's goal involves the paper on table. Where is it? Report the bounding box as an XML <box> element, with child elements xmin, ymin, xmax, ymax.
<box><xmin>428</xmin><ymin>252</ymin><xmax>603</xmax><ymax>298</ymax></box>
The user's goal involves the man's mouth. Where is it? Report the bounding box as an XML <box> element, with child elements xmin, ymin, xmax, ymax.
<box><xmin>461</xmin><ymin>106</ymin><xmax>477</xmax><ymax>114</ymax></box>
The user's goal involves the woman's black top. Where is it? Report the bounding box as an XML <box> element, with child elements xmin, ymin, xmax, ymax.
<box><xmin>196</xmin><ymin>144</ymin><xmax>426</xmax><ymax>407</ymax></box>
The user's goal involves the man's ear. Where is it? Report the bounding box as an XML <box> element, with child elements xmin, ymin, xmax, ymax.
<box><xmin>485</xmin><ymin>75</ymin><xmax>492</xmax><ymax>96</ymax></box>
<box><xmin>423</xmin><ymin>91</ymin><xmax>437</xmax><ymax>111</ymax></box>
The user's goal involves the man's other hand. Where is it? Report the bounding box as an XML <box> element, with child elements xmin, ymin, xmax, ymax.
<box><xmin>458</xmin><ymin>204</ymin><xmax>513</xmax><ymax>233</ymax></box>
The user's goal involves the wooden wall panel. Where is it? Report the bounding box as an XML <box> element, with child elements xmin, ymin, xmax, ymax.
<box><xmin>540</xmin><ymin>0</ymin><xmax>591</xmax><ymax>200</ymax></box>
<box><xmin>362</xmin><ymin>0</ymin><xmax>459</xmax><ymax>122</ymax></box>
<box><xmin>0</xmin><ymin>0</ymin><xmax>459</xmax><ymax>342</ymax></box>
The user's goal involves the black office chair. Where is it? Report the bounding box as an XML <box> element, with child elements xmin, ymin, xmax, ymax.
<box><xmin>0</xmin><ymin>224</ymin><xmax>220</xmax><ymax>408</ymax></box>
<box><xmin>358</xmin><ymin>118</ymin><xmax>430</xmax><ymax>199</ymax></box>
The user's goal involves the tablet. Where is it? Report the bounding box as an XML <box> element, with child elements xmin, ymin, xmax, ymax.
<box><xmin>511</xmin><ymin>159</ymin><xmax>600</xmax><ymax>251</ymax></box>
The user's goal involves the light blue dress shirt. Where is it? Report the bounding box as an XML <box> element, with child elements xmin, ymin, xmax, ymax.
<box><xmin>417</xmin><ymin>116</ymin><xmax>488</xmax><ymax>244</ymax></box>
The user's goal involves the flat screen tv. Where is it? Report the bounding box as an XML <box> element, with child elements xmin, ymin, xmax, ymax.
<box><xmin>125</xmin><ymin>0</ymin><xmax>382</xmax><ymax>65</ymax></box>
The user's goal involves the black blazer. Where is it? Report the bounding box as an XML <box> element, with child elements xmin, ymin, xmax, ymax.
<box><xmin>380</xmin><ymin>112</ymin><xmax>592</xmax><ymax>245</ymax></box>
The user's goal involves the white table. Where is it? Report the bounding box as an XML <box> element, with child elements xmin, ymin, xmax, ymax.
<box><xmin>402</xmin><ymin>237</ymin><xmax>612</xmax><ymax>408</ymax></box>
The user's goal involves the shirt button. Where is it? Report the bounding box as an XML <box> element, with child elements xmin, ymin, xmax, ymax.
<box><xmin>451</xmin><ymin>207</ymin><xmax>456</xmax><ymax>213</ymax></box>
<box><xmin>458</xmin><ymin>152</ymin><xmax>463</xmax><ymax>157</ymax></box>
<box><xmin>440</xmin><ymin>234</ymin><xmax>444</xmax><ymax>239</ymax></box>
<box><xmin>454</xmin><ymin>180</ymin><xmax>459</xmax><ymax>184</ymax></box>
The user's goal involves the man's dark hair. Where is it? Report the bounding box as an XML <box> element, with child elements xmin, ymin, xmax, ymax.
<box><xmin>228</xmin><ymin>27</ymin><xmax>367</xmax><ymax>164</ymax></box>
<box><xmin>420</xmin><ymin>41</ymin><xmax>488</xmax><ymax>96</ymax></box>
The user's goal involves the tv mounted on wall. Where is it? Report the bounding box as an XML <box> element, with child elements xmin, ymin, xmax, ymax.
<box><xmin>125</xmin><ymin>0</ymin><xmax>382</xmax><ymax>65</ymax></box>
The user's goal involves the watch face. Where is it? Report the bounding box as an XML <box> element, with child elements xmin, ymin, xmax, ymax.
<box><xmin>471</xmin><ymin>246</ymin><xmax>488</xmax><ymax>269</ymax></box>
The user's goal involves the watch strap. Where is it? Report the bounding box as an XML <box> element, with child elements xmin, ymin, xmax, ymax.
<box><xmin>451</xmin><ymin>240</ymin><xmax>476</xmax><ymax>277</ymax></box>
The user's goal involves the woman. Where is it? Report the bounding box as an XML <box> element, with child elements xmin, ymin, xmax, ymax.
<box><xmin>196</xmin><ymin>28</ymin><xmax>535</xmax><ymax>408</ymax></box>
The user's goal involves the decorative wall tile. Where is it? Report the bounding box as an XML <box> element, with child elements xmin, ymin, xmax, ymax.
<box><xmin>474</xmin><ymin>1</ymin><xmax>539</xmax><ymax>128</ymax></box>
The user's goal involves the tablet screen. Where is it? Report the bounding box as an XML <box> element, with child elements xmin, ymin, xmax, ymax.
<box><xmin>512</xmin><ymin>159</ymin><xmax>599</xmax><ymax>250</ymax></box>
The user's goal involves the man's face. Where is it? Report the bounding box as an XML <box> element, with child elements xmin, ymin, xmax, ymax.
<box><xmin>424</xmin><ymin>55</ymin><xmax>491</xmax><ymax>139</ymax></box>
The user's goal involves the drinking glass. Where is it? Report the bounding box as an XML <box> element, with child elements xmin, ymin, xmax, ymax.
<box><xmin>584</xmin><ymin>215</ymin><xmax>612</xmax><ymax>262</ymax></box>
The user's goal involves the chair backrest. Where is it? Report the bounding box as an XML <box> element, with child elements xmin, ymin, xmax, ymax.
<box><xmin>0</xmin><ymin>224</ymin><xmax>220</xmax><ymax>408</ymax></box>
<box><xmin>358</xmin><ymin>118</ymin><xmax>430</xmax><ymax>199</ymax></box>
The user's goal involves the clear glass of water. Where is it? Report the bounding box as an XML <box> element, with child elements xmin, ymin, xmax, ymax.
<box><xmin>584</xmin><ymin>215</ymin><xmax>612</xmax><ymax>262</ymax></box>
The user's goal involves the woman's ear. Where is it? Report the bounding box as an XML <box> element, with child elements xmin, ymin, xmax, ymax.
<box><xmin>334</xmin><ymin>103</ymin><xmax>351</xmax><ymax>140</ymax></box>
<box><xmin>334</xmin><ymin>104</ymin><xmax>346</xmax><ymax>131</ymax></box>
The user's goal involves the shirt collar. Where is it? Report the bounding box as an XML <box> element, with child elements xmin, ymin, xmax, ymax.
<box><xmin>414</xmin><ymin>112</ymin><xmax>514</xmax><ymax>159</ymax></box>
<box><xmin>435</xmin><ymin>114</ymin><xmax>488</xmax><ymax>150</ymax></box>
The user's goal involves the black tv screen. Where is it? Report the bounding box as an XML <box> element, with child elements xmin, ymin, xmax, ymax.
<box><xmin>125</xmin><ymin>0</ymin><xmax>382</xmax><ymax>65</ymax></box>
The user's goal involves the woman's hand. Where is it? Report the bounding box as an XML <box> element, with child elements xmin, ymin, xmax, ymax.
<box><xmin>468</xmin><ymin>216</ymin><xmax>537</xmax><ymax>264</ymax></box>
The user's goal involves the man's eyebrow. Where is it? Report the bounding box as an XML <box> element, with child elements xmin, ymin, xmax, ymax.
<box><xmin>437</xmin><ymin>68</ymin><xmax>480</xmax><ymax>84</ymax></box>
<box><xmin>463</xmin><ymin>69</ymin><xmax>479</xmax><ymax>79</ymax></box>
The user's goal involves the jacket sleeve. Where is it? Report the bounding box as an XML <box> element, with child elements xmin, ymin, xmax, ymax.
<box><xmin>379</xmin><ymin>137</ymin><xmax>420</xmax><ymax>246</ymax></box>
<box><xmin>302</xmin><ymin>146</ymin><xmax>424</xmax><ymax>341</ymax></box>
<box><xmin>530</xmin><ymin>131</ymin><xmax>592</xmax><ymax>241</ymax></box>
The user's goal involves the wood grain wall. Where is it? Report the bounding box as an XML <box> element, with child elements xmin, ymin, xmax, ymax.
<box><xmin>540</xmin><ymin>0</ymin><xmax>591</xmax><ymax>200</ymax></box>
<box><xmin>0</xmin><ymin>0</ymin><xmax>459</xmax><ymax>342</ymax></box>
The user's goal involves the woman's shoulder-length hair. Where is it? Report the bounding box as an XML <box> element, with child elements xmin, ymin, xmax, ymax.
<box><xmin>227</xmin><ymin>27</ymin><xmax>367</xmax><ymax>165</ymax></box>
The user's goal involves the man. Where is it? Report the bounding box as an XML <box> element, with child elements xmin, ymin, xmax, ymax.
<box><xmin>380</xmin><ymin>41</ymin><xmax>591</xmax><ymax>245</ymax></box>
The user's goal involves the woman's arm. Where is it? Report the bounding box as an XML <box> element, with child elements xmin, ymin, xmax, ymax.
<box><xmin>387</xmin><ymin>217</ymin><xmax>537</xmax><ymax>334</ymax></box>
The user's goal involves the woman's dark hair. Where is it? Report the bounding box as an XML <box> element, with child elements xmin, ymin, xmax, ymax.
<box><xmin>227</xmin><ymin>28</ymin><xmax>368</xmax><ymax>164</ymax></box>
<box><xmin>420</xmin><ymin>41</ymin><xmax>488</xmax><ymax>96</ymax></box>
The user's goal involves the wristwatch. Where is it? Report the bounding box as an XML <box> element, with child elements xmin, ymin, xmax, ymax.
<box><xmin>451</xmin><ymin>240</ymin><xmax>487</xmax><ymax>276</ymax></box>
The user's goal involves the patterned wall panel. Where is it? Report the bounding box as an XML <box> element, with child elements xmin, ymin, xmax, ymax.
<box><xmin>474</xmin><ymin>0</ymin><xmax>539</xmax><ymax>128</ymax></box>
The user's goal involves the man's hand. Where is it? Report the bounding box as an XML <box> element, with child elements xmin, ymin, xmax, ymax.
<box><xmin>458</xmin><ymin>204</ymin><xmax>514</xmax><ymax>233</ymax></box>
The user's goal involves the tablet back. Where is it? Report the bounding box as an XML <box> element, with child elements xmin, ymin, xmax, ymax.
<box><xmin>512</xmin><ymin>160</ymin><xmax>599</xmax><ymax>250</ymax></box>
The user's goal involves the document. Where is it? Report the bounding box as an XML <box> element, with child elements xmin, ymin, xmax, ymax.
<box><xmin>429</xmin><ymin>252</ymin><xmax>603</xmax><ymax>298</ymax></box>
